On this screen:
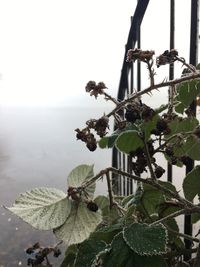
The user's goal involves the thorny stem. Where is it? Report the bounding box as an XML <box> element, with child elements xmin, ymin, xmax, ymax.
<box><xmin>166</xmin><ymin>226</ymin><xmax>199</xmax><ymax>243</ymax></box>
<box><xmin>106</xmin><ymin>172</ymin><xmax>114</xmax><ymax>209</ymax></box>
<box><xmin>150</xmin><ymin>208</ymin><xmax>195</xmax><ymax>226</ymax></box>
<box><xmin>107</xmin><ymin>72</ymin><xmax>200</xmax><ymax>118</ymax></box>
<box><xmin>81</xmin><ymin>167</ymin><xmax>195</xmax><ymax>210</ymax></box>
<box><xmin>146</xmin><ymin>60</ymin><xmax>155</xmax><ymax>86</ymax></box>
<box><xmin>103</xmin><ymin>91</ymin><xmax>119</xmax><ymax>105</ymax></box>
<box><xmin>154</xmin><ymin>131</ymin><xmax>194</xmax><ymax>154</ymax></box>
<box><xmin>176</xmin><ymin>56</ymin><xmax>197</xmax><ymax>73</ymax></box>
<box><xmin>142</xmin><ymin>137</ymin><xmax>156</xmax><ymax>180</ymax></box>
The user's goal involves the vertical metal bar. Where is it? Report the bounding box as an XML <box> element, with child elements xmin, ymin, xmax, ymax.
<box><xmin>167</xmin><ymin>0</ymin><xmax>175</xmax><ymax>183</ymax></box>
<box><xmin>184</xmin><ymin>0</ymin><xmax>199</xmax><ymax>260</ymax></box>
<box><xmin>137</xmin><ymin>18</ymin><xmax>141</xmax><ymax>92</ymax></box>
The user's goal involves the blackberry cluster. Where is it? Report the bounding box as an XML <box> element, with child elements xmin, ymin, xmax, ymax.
<box><xmin>75</xmin><ymin>116</ymin><xmax>109</xmax><ymax>152</ymax></box>
<box><xmin>75</xmin><ymin>128</ymin><xmax>97</xmax><ymax>152</ymax></box>
<box><xmin>125</xmin><ymin>103</ymin><xmax>155</xmax><ymax>124</ymax></box>
<box><xmin>26</xmin><ymin>242</ymin><xmax>61</xmax><ymax>266</ymax></box>
<box><xmin>130</xmin><ymin>143</ymin><xmax>155</xmax><ymax>176</ymax></box>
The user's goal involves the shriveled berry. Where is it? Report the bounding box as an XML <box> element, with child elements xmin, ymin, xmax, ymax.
<box><xmin>86</xmin><ymin>142</ymin><xmax>97</xmax><ymax>151</ymax></box>
<box><xmin>155</xmin><ymin>166</ymin><xmax>165</xmax><ymax>178</ymax></box>
<box><xmin>26</xmin><ymin>247</ymin><xmax>34</xmax><ymax>254</ymax></box>
<box><xmin>125</xmin><ymin>109</ymin><xmax>140</xmax><ymax>123</ymax></box>
<box><xmin>165</xmin><ymin>147</ymin><xmax>174</xmax><ymax>157</ymax></box>
<box><xmin>141</xmin><ymin>105</ymin><xmax>155</xmax><ymax>120</ymax></box>
<box><xmin>156</xmin><ymin>119</ymin><xmax>168</xmax><ymax>132</ymax></box>
<box><xmin>54</xmin><ymin>248</ymin><xmax>61</xmax><ymax>258</ymax></box>
<box><xmin>87</xmin><ymin>201</ymin><xmax>98</xmax><ymax>212</ymax></box>
<box><xmin>180</xmin><ymin>156</ymin><xmax>191</xmax><ymax>165</ymax></box>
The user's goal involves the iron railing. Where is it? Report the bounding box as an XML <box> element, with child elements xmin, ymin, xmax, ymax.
<box><xmin>112</xmin><ymin>0</ymin><xmax>199</xmax><ymax>260</ymax></box>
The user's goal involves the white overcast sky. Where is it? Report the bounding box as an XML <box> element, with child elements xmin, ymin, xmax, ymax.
<box><xmin>0</xmin><ymin>0</ymin><xmax>196</xmax><ymax>107</ymax></box>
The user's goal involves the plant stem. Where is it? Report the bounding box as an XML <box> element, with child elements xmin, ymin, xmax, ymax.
<box><xmin>166</xmin><ymin>226</ymin><xmax>199</xmax><ymax>243</ymax></box>
<box><xmin>176</xmin><ymin>56</ymin><xmax>197</xmax><ymax>73</ymax></box>
<box><xmin>103</xmin><ymin>92</ymin><xmax>119</xmax><ymax>105</ymax></box>
<box><xmin>107</xmin><ymin>72</ymin><xmax>200</xmax><ymax>118</ymax></box>
<box><xmin>106</xmin><ymin>172</ymin><xmax>114</xmax><ymax>209</ymax></box>
<box><xmin>143</xmin><ymin>138</ymin><xmax>156</xmax><ymax>180</ymax></box>
<box><xmin>146</xmin><ymin>60</ymin><xmax>155</xmax><ymax>86</ymax></box>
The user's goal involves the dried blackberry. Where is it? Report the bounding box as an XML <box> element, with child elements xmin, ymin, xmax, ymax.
<box><xmin>53</xmin><ymin>248</ymin><xmax>61</xmax><ymax>258</ymax></box>
<box><xmin>86</xmin><ymin>142</ymin><xmax>97</xmax><ymax>151</ymax></box>
<box><xmin>26</xmin><ymin>247</ymin><xmax>34</xmax><ymax>254</ymax></box>
<box><xmin>180</xmin><ymin>156</ymin><xmax>191</xmax><ymax>166</ymax></box>
<box><xmin>141</xmin><ymin>105</ymin><xmax>155</xmax><ymax>120</ymax></box>
<box><xmin>125</xmin><ymin>108</ymin><xmax>140</xmax><ymax>123</ymax></box>
<box><xmin>87</xmin><ymin>201</ymin><xmax>98</xmax><ymax>212</ymax></box>
<box><xmin>156</xmin><ymin>119</ymin><xmax>168</xmax><ymax>132</ymax></box>
<box><xmin>155</xmin><ymin>166</ymin><xmax>165</xmax><ymax>178</ymax></box>
<box><xmin>165</xmin><ymin>147</ymin><xmax>174</xmax><ymax>157</ymax></box>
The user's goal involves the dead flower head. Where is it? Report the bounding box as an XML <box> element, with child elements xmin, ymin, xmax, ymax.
<box><xmin>156</xmin><ymin>49</ymin><xmax>178</xmax><ymax>67</ymax></box>
<box><xmin>85</xmin><ymin>81</ymin><xmax>107</xmax><ymax>98</ymax></box>
<box><xmin>127</xmin><ymin>48</ymin><xmax>155</xmax><ymax>62</ymax></box>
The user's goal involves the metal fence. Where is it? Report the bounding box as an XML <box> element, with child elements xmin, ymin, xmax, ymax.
<box><xmin>112</xmin><ymin>0</ymin><xmax>199</xmax><ymax>260</ymax></box>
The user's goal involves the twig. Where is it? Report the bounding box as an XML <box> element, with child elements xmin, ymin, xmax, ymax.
<box><xmin>166</xmin><ymin>227</ymin><xmax>199</xmax><ymax>243</ymax></box>
<box><xmin>106</xmin><ymin>172</ymin><xmax>114</xmax><ymax>209</ymax></box>
<box><xmin>81</xmin><ymin>167</ymin><xmax>195</xmax><ymax>209</ymax></box>
<box><xmin>146</xmin><ymin>60</ymin><xmax>155</xmax><ymax>86</ymax></box>
<box><xmin>142</xmin><ymin>138</ymin><xmax>156</xmax><ymax>180</ymax></box>
<box><xmin>107</xmin><ymin>72</ymin><xmax>200</xmax><ymax>118</ymax></box>
<box><xmin>176</xmin><ymin>56</ymin><xmax>197</xmax><ymax>73</ymax></box>
<box><xmin>103</xmin><ymin>92</ymin><xmax>119</xmax><ymax>105</ymax></box>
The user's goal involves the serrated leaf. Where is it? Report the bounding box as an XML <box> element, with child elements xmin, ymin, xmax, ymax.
<box><xmin>94</xmin><ymin>195</ymin><xmax>109</xmax><ymax>210</ymax></box>
<box><xmin>67</xmin><ymin>164</ymin><xmax>95</xmax><ymax>198</ymax></box>
<box><xmin>183</xmin><ymin>165</ymin><xmax>200</xmax><ymax>201</ymax></box>
<box><xmin>192</xmin><ymin>212</ymin><xmax>200</xmax><ymax>224</ymax></box>
<box><xmin>176</xmin><ymin>80</ymin><xmax>200</xmax><ymax>107</ymax></box>
<box><xmin>182</xmin><ymin>136</ymin><xmax>200</xmax><ymax>160</ymax></box>
<box><xmin>140</xmin><ymin>114</ymin><xmax>160</xmax><ymax>140</ymax></box>
<box><xmin>98</xmin><ymin>135</ymin><xmax>118</xmax><ymax>149</ymax></box>
<box><xmin>54</xmin><ymin>202</ymin><xmax>102</xmax><ymax>245</ymax></box>
<box><xmin>6</xmin><ymin>187</ymin><xmax>71</xmax><ymax>230</ymax></box>
<box><xmin>74</xmin><ymin>239</ymin><xmax>106</xmax><ymax>267</ymax></box>
<box><xmin>102</xmin><ymin>232</ymin><xmax>167</xmax><ymax>267</ymax></box>
<box><xmin>141</xmin><ymin>184</ymin><xmax>165</xmax><ymax>215</ymax></box>
<box><xmin>123</xmin><ymin>223</ymin><xmax>167</xmax><ymax>256</ymax></box>
<box><xmin>167</xmin><ymin>117</ymin><xmax>199</xmax><ymax>137</ymax></box>
<box><xmin>115</xmin><ymin>130</ymin><xmax>143</xmax><ymax>154</ymax></box>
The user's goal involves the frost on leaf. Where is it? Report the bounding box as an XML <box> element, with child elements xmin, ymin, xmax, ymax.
<box><xmin>67</xmin><ymin>164</ymin><xmax>95</xmax><ymax>198</ymax></box>
<box><xmin>6</xmin><ymin>187</ymin><xmax>71</xmax><ymax>230</ymax></box>
<box><xmin>54</xmin><ymin>202</ymin><xmax>102</xmax><ymax>245</ymax></box>
<box><xmin>123</xmin><ymin>223</ymin><xmax>167</xmax><ymax>256</ymax></box>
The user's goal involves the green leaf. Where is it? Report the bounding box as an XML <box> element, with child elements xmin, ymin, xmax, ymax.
<box><xmin>74</xmin><ymin>239</ymin><xmax>106</xmax><ymax>267</ymax></box>
<box><xmin>6</xmin><ymin>187</ymin><xmax>71</xmax><ymax>230</ymax></box>
<box><xmin>67</xmin><ymin>164</ymin><xmax>95</xmax><ymax>198</ymax></box>
<box><xmin>140</xmin><ymin>114</ymin><xmax>160</xmax><ymax>140</ymax></box>
<box><xmin>94</xmin><ymin>195</ymin><xmax>109</xmax><ymax>210</ymax></box>
<box><xmin>102</xmin><ymin>233</ymin><xmax>167</xmax><ymax>267</ymax></box>
<box><xmin>123</xmin><ymin>223</ymin><xmax>167</xmax><ymax>256</ymax></box>
<box><xmin>175</xmin><ymin>101</ymin><xmax>185</xmax><ymax>114</ymax></box>
<box><xmin>176</xmin><ymin>80</ymin><xmax>200</xmax><ymax>107</ymax></box>
<box><xmin>54</xmin><ymin>202</ymin><xmax>102</xmax><ymax>245</ymax></box>
<box><xmin>183</xmin><ymin>165</ymin><xmax>200</xmax><ymax>201</ymax></box>
<box><xmin>116</xmin><ymin>130</ymin><xmax>143</xmax><ymax>154</ymax></box>
<box><xmin>60</xmin><ymin>244</ymin><xmax>78</xmax><ymax>267</ymax></box>
<box><xmin>167</xmin><ymin>117</ymin><xmax>199</xmax><ymax>137</ymax></box>
<box><xmin>98</xmin><ymin>135</ymin><xmax>118</xmax><ymax>149</ymax></box>
<box><xmin>141</xmin><ymin>184</ymin><xmax>165</xmax><ymax>215</ymax></box>
<box><xmin>182</xmin><ymin>136</ymin><xmax>200</xmax><ymax>160</ymax></box>
<box><xmin>192</xmin><ymin>212</ymin><xmax>200</xmax><ymax>224</ymax></box>
<box><xmin>158</xmin><ymin>181</ymin><xmax>177</xmax><ymax>193</ymax></box>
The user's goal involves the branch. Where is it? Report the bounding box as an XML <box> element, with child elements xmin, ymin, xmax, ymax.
<box><xmin>166</xmin><ymin>227</ymin><xmax>199</xmax><ymax>243</ymax></box>
<box><xmin>107</xmin><ymin>72</ymin><xmax>200</xmax><ymax>118</ymax></box>
<box><xmin>176</xmin><ymin>56</ymin><xmax>197</xmax><ymax>73</ymax></box>
<box><xmin>103</xmin><ymin>92</ymin><xmax>119</xmax><ymax>105</ymax></box>
<box><xmin>143</xmin><ymin>138</ymin><xmax>156</xmax><ymax>180</ymax></box>
<box><xmin>106</xmin><ymin>172</ymin><xmax>114</xmax><ymax>209</ymax></box>
<box><xmin>81</xmin><ymin>167</ymin><xmax>195</xmax><ymax>209</ymax></box>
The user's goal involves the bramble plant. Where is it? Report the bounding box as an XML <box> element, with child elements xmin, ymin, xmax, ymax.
<box><xmin>5</xmin><ymin>48</ymin><xmax>200</xmax><ymax>267</ymax></box>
